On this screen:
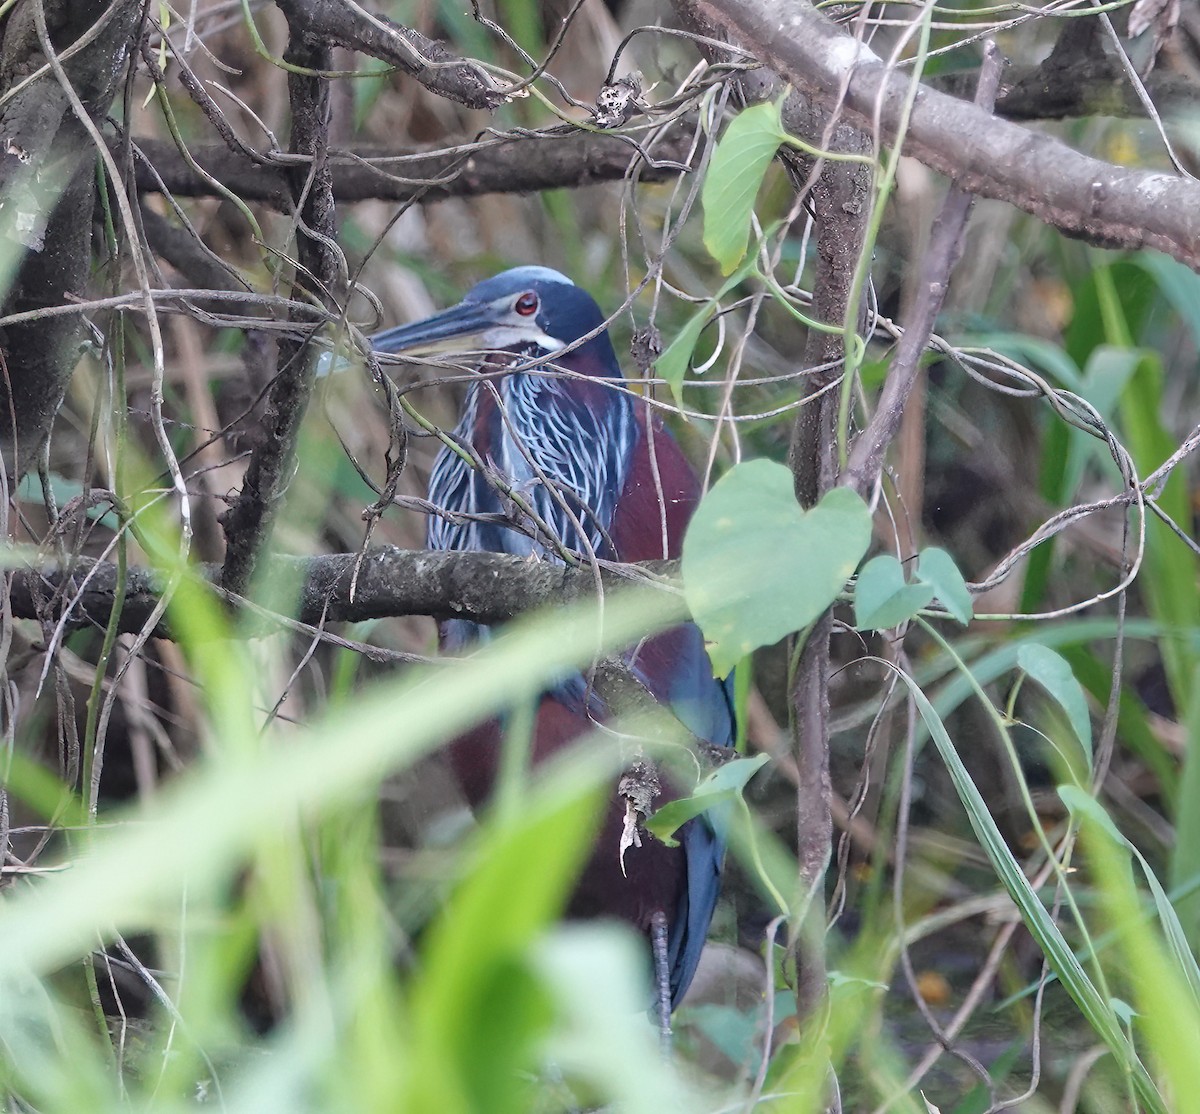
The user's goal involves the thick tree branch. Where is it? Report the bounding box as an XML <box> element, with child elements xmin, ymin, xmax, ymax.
<box><xmin>780</xmin><ymin>101</ymin><xmax>873</xmax><ymax>1024</ymax></box>
<box><xmin>128</xmin><ymin>130</ymin><xmax>695</xmax><ymax>208</ymax></box>
<box><xmin>9</xmin><ymin>548</ymin><xmax>676</xmax><ymax>637</ymax></box>
<box><xmin>695</xmin><ymin>0</ymin><xmax>1200</xmax><ymax>270</ymax></box>
<box><xmin>273</xmin><ymin>0</ymin><xmax>507</xmax><ymax>110</ymax></box>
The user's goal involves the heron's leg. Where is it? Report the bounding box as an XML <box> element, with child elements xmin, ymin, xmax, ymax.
<box><xmin>650</xmin><ymin>910</ymin><xmax>672</xmax><ymax>1054</ymax></box>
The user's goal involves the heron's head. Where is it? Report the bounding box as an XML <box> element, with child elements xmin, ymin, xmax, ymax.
<box><xmin>365</xmin><ymin>266</ymin><xmax>621</xmax><ymax>376</ymax></box>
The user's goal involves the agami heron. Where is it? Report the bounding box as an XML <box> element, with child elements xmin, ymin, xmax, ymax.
<box><xmin>355</xmin><ymin>267</ymin><xmax>734</xmax><ymax>1025</ymax></box>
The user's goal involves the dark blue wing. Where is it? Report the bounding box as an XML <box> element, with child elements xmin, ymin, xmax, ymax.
<box><xmin>639</xmin><ymin>626</ymin><xmax>735</xmax><ymax>1008</ymax></box>
<box><xmin>670</xmin><ymin>806</ymin><xmax>726</xmax><ymax>1007</ymax></box>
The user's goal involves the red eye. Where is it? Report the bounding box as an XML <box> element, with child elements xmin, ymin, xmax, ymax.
<box><xmin>514</xmin><ymin>292</ymin><xmax>539</xmax><ymax>316</ymax></box>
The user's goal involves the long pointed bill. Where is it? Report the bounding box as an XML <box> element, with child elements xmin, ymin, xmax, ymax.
<box><xmin>368</xmin><ymin>300</ymin><xmax>497</xmax><ymax>356</ymax></box>
<box><xmin>316</xmin><ymin>299</ymin><xmax>499</xmax><ymax>378</ymax></box>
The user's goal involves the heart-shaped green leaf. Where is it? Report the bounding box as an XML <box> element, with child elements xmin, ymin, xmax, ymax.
<box><xmin>682</xmin><ymin>461</ymin><xmax>871</xmax><ymax>676</ymax></box>
<box><xmin>853</xmin><ymin>554</ymin><xmax>935</xmax><ymax>631</ymax></box>
<box><xmin>917</xmin><ymin>546</ymin><xmax>973</xmax><ymax>625</ymax></box>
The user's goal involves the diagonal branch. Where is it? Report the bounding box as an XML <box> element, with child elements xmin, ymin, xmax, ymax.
<box><xmin>694</xmin><ymin>0</ymin><xmax>1200</xmax><ymax>270</ymax></box>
